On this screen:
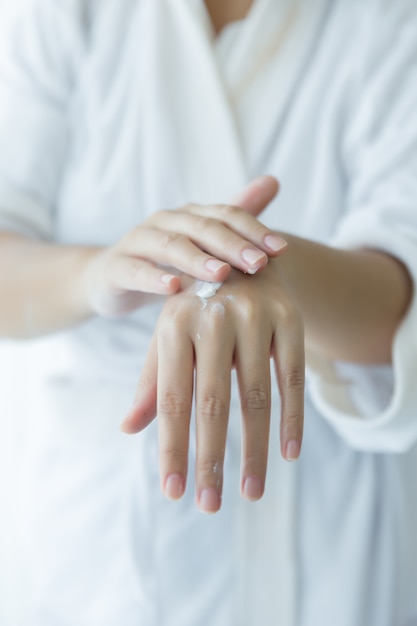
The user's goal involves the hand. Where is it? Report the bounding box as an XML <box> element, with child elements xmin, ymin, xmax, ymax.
<box><xmin>82</xmin><ymin>176</ymin><xmax>287</xmax><ymax>317</ymax></box>
<box><xmin>122</xmin><ymin>261</ymin><xmax>305</xmax><ymax>513</ymax></box>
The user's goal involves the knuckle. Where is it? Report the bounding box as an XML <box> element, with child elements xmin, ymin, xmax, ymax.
<box><xmin>277</xmin><ymin>300</ymin><xmax>304</xmax><ymax>333</ymax></box>
<box><xmin>160</xmin><ymin>231</ymin><xmax>184</xmax><ymax>250</ymax></box>
<box><xmin>191</xmin><ymin>216</ymin><xmax>214</xmax><ymax>235</ymax></box>
<box><xmin>158</xmin><ymin>306</ymin><xmax>188</xmax><ymax>334</ymax></box>
<box><xmin>242</xmin><ymin>387</ymin><xmax>270</xmax><ymax>417</ymax></box>
<box><xmin>199</xmin><ymin>305</ymin><xmax>226</xmax><ymax>329</ymax></box>
<box><xmin>159</xmin><ymin>389</ymin><xmax>190</xmax><ymax>420</ymax></box>
<box><xmin>160</xmin><ymin>445</ymin><xmax>187</xmax><ymax>466</ymax></box>
<box><xmin>280</xmin><ymin>366</ymin><xmax>305</xmax><ymax>392</ymax></box>
<box><xmin>197</xmin><ymin>393</ymin><xmax>228</xmax><ymax>423</ymax></box>
<box><xmin>275</xmin><ymin>298</ymin><xmax>297</xmax><ymax>324</ymax></box>
<box><xmin>238</xmin><ymin>296</ymin><xmax>259</xmax><ymax>323</ymax></box>
<box><xmin>219</xmin><ymin>204</ymin><xmax>237</xmax><ymax>218</ymax></box>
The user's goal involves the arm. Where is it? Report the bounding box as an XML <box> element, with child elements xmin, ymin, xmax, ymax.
<box><xmin>0</xmin><ymin>234</ymin><xmax>99</xmax><ymax>338</ymax></box>
<box><xmin>280</xmin><ymin>234</ymin><xmax>413</xmax><ymax>365</ymax></box>
<box><xmin>0</xmin><ymin>177</ymin><xmax>286</xmax><ymax>338</ymax></box>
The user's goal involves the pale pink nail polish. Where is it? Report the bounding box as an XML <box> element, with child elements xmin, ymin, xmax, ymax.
<box><xmin>165</xmin><ymin>474</ymin><xmax>185</xmax><ymax>500</ymax></box>
<box><xmin>206</xmin><ymin>259</ymin><xmax>228</xmax><ymax>273</ymax></box>
<box><xmin>264</xmin><ymin>234</ymin><xmax>287</xmax><ymax>252</ymax></box>
<box><xmin>286</xmin><ymin>440</ymin><xmax>300</xmax><ymax>462</ymax></box>
<box><xmin>243</xmin><ymin>476</ymin><xmax>263</xmax><ymax>501</ymax></box>
<box><xmin>242</xmin><ymin>249</ymin><xmax>266</xmax><ymax>268</ymax></box>
<box><xmin>199</xmin><ymin>488</ymin><xmax>221</xmax><ymax>513</ymax></box>
<box><xmin>160</xmin><ymin>274</ymin><xmax>177</xmax><ymax>285</ymax></box>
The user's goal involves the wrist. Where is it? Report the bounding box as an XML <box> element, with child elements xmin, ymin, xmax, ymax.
<box><xmin>70</xmin><ymin>245</ymin><xmax>104</xmax><ymax>319</ymax></box>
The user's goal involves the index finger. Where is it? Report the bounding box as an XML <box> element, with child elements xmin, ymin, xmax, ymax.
<box><xmin>232</xmin><ymin>175</ymin><xmax>280</xmax><ymax>217</ymax></box>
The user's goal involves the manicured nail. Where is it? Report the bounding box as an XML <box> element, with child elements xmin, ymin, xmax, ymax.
<box><xmin>206</xmin><ymin>259</ymin><xmax>228</xmax><ymax>273</ymax></box>
<box><xmin>165</xmin><ymin>474</ymin><xmax>185</xmax><ymax>500</ymax></box>
<box><xmin>264</xmin><ymin>234</ymin><xmax>287</xmax><ymax>252</ymax></box>
<box><xmin>242</xmin><ymin>249</ymin><xmax>266</xmax><ymax>269</ymax></box>
<box><xmin>160</xmin><ymin>273</ymin><xmax>177</xmax><ymax>285</ymax></box>
<box><xmin>243</xmin><ymin>476</ymin><xmax>263</xmax><ymax>501</ymax></box>
<box><xmin>286</xmin><ymin>440</ymin><xmax>300</xmax><ymax>462</ymax></box>
<box><xmin>199</xmin><ymin>488</ymin><xmax>221</xmax><ymax>513</ymax></box>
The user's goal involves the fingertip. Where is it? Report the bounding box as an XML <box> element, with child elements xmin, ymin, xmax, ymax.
<box><xmin>242</xmin><ymin>476</ymin><xmax>264</xmax><ymax>501</ymax></box>
<box><xmin>264</xmin><ymin>234</ymin><xmax>288</xmax><ymax>254</ymax></box>
<box><xmin>284</xmin><ymin>439</ymin><xmax>301</xmax><ymax>462</ymax></box>
<box><xmin>119</xmin><ymin>414</ymin><xmax>136</xmax><ymax>434</ymax></box>
<box><xmin>205</xmin><ymin>259</ymin><xmax>231</xmax><ymax>279</ymax></box>
<box><xmin>198</xmin><ymin>488</ymin><xmax>222</xmax><ymax>514</ymax></box>
<box><xmin>255</xmin><ymin>174</ymin><xmax>280</xmax><ymax>196</ymax></box>
<box><xmin>160</xmin><ymin>273</ymin><xmax>181</xmax><ymax>293</ymax></box>
<box><xmin>232</xmin><ymin>175</ymin><xmax>280</xmax><ymax>216</ymax></box>
<box><xmin>164</xmin><ymin>473</ymin><xmax>186</xmax><ymax>500</ymax></box>
<box><xmin>120</xmin><ymin>404</ymin><xmax>156</xmax><ymax>434</ymax></box>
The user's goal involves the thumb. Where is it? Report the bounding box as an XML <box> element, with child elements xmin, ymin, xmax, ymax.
<box><xmin>232</xmin><ymin>175</ymin><xmax>280</xmax><ymax>217</ymax></box>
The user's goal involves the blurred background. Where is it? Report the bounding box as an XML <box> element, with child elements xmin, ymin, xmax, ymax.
<box><xmin>0</xmin><ymin>3</ymin><xmax>31</xmax><ymax>622</ymax></box>
<box><xmin>0</xmin><ymin>341</ymin><xmax>33</xmax><ymax>625</ymax></box>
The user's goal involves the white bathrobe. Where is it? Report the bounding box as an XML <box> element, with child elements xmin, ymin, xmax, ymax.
<box><xmin>1</xmin><ymin>1</ymin><xmax>417</xmax><ymax>625</ymax></box>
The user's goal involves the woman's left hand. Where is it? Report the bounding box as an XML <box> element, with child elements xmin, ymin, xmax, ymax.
<box><xmin>121</xmin><ymin>261</ymin><xmax>305</xmax><ymax>513</ymax></box>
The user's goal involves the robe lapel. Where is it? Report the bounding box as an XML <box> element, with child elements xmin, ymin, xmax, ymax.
<box><xmin>213</xmin><ymin>0</ymin><xmax>334</xmax><ymax>176</ymax></box>
<box><xmin>141</xmin><ymin>0</ymin><xmax>248</xmax><ymax>211</ymax></box>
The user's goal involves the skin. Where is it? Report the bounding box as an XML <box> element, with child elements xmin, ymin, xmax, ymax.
<box><xmin>0</xmin><ymin>176</ymin><xmax>285</xmax><ymax>336</ymax></box>
<box><xmin>0</xmin><ymin>2</ymin><xmax>413</xmax><ymax>514</ymax></box>
<box><xmin>121</xmin><ymin>218</ymin><xmax>412</xmax><ymax>513</ymax></box>
<box><xmin>0</xmin><ymin>177</ymin><xmax>411</xmax><ymax>515</ymax></box>
<box><xmin>122</xmin><ymin>263</ymin><xmax>305</xmax><ymax>511</ymax></box>
<box><xmin>204</xmin><ymin>0</ymin><xmax>255</xmax><ymax>35</ymax></box>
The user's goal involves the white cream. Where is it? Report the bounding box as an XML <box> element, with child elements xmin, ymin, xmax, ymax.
<box><xmin>194</xmin><ymin>281</ymin><xmax>223</xmax><ymax>299</ymax></box>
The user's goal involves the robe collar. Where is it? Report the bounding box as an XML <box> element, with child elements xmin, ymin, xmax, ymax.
<box><xmin>141</xmin><ymin>0</ymin><xmax>332</xmax><ymax>205</ymax></box>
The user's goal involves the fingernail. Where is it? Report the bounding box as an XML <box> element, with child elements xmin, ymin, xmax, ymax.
<box><xmin>165</xmin><ymin>474</ymin><xmax>185</xmax><ymax>500</ymax></box>
<box><xmin>206</xmin><ymin>259</ymin><xmax>228</xmax><ymax>273</ymax></box>
<box><xmin>160</xmin><ymin>273</ymin><xmax>177</xmax><ymax>285</ymax></box>
<box><xmin>286</xmin><ymin>440</ymin><xmax>300</xmax><ymax>462</ymax></box>
<box><xmin>199</xmin><ymin>488</ymin><xmax>221</xmax><ymax>513</ymax></box>
<box><xmin>242</xmin><ymin>249</ymin><xmax>266</xmax><ymax>269</ymax></box>
<box><xmin>243</xmin><ymin>476</ymin><xmax>263</xmax><ymax>501</ymax></box>
<box><xmin>264</xmin><ymin>234</ymin><xmax>287</xmax><ymax>252</ymax></box>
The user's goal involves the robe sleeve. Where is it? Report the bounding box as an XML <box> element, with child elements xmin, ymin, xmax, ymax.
<box><xmin>0</xmin><ymin>0</ymin><xmax>86</xmax><ymax>239</ymax></box>
<box><xmin>307</xmin><ymin>0</ymin><xmax>417</xmax><ymax>453</ymax></box>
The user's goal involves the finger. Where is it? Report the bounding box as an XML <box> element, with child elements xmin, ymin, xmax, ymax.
<box><xmin>272</xmin><ymin>313</ymin><xmax>305</xmax><ymax>461</ymax></box>
<box><xmin>187</xmin><ymin>203</ymin><xmax>287</xmax><ymax>261</ymax></box>
<box><xmin>235</xmin><ymin>323</ymin><xmax>272</xmax><ymax>501</ymax></box>
<box><xmin>123</xmin><ymin>227</ymin><xmax>233</xmax><ymax>282</ymax></box>
<box><xmin>194</xmin><ymin>310</ymin><xmax>234</xmax><ymax>514</ymax></box>
<box><xmin>120</xmin><ymin>333</ymin><xmax>158</xmax><ymax>433</ymax></box>
<box><xmin>157</xmin><ymin>317</ymin><xmax>194</xmax><ymax>501</ymax></box>
<box><xmin>232</xmin><ymin>175</ymin><xmax>280</xmax><ymax>217</ymax></box>
<box><xmin>108</xmin><ymin>254</ymin><xmax>181</xmax><ymax>295</ymax></box>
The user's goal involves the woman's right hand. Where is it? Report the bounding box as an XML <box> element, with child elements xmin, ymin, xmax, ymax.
<box><xmin>83</xmin><ymin>176</ymin><xmax>287</xmax><ymax>317</ymax></box>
